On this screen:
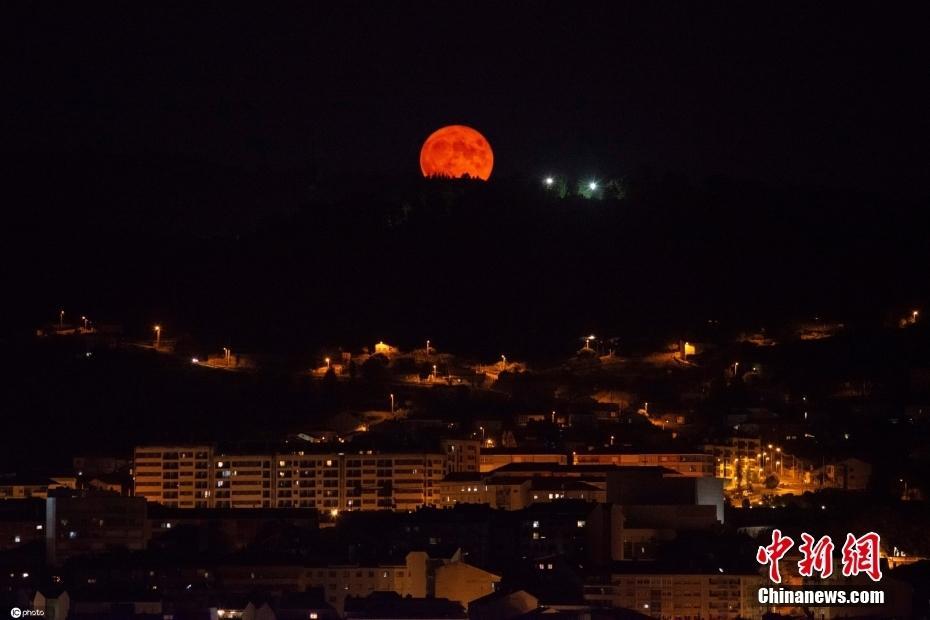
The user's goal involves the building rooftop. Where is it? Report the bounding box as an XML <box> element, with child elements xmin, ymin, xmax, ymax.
<box><xmin>491</xmin><ymin>463</ymin><xmax>676</xmax><ymax>475</ymax></box>
<box><xmin>344</xmin><ymin>591</ymin><xmax>466</xmax><ymax>619</ymax></box>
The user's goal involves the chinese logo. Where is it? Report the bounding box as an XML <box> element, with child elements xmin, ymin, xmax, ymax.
<box><xmin>756</xmin><ymin>529</ymin><xmax>882</xmax><ymax>583</ymax></box>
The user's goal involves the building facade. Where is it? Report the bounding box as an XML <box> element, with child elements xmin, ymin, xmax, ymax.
<box><xmin>133</xmin><ymin>446</ymin><xmax>445</xmax><ymax>512</ymax></box>
<box><xmin>573</xmin><ymin>451</ymin><xmax>715</xmax><ymax>477</ymax></box>
<box><xmin>584</xmin><ymin>571</ymin><xmax>765</xmax><ymax>619</ymax></box>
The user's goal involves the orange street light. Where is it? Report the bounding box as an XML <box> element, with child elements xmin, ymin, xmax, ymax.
<box><xmin>154</xmin><ymin>325</ymin><xmax>161</xmax><ymax>348</ymax></box>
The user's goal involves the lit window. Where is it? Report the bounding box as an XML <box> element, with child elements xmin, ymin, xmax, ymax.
<box><xmin>13</xmin><ymin>536</ymin><xmax>20</xmax><ymax>543</ymax></box>
<box><xmin>532</xmin><ymin>521</ymin><xmax>539</xmax><ymax>528</ymax></box>
<box><xmin>577</xmin><ymin>520</ymin><xmax>586</xmax><ymax>528</ymax></box>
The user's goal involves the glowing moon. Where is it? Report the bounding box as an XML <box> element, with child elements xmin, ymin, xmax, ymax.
<box><xmin>419</xmin><ymin>125</ymin><xmax>494</xmax><ymax>180</ymax></box>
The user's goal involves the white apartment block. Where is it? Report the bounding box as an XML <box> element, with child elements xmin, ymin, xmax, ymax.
<box><xmin>133</xmin><ymin>446</ymin><xmax>445</xmax><ymax>511</ymax></box>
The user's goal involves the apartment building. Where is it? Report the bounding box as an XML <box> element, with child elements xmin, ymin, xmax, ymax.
<box><xmin>584</xmin><ymin>570</ymin><xmax>765</xmax><ymax>619</ymax></box>
<box><xmin>133</xmin><ymin>446</ymin><xmax>445</xmax><ymax>512</ymax></box>
<box><xmin>702</xmin><ymin>437</ymin><xmax>763</xmax><ymax>481</ymax></box>
<box><xmin>441</xmin><ymin>438</ymin><xmax>481</xmax><ymax>475</ymax></box>
<box><xmin>132</xmin><ymin>446</ymin><xmax>213</xmax><ymax>509</ymax></box>
<box><xmin>214</xmin><ymin>454</ymin><xmax>272</xmax><ymax>509</ymax></box>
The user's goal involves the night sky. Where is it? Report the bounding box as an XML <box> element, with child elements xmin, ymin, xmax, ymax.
<box><xmin>8</xmin><ymin>3</ymin><xmax>929</xmax><ymax>193</ymax></box>
<box><xmin>5</xmin><ymin>3</ymin><xmax>929</xmax><ymax>351</ymax></box>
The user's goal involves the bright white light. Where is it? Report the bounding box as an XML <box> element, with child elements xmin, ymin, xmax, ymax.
<box><xmin>191</xmin><ymin>357</ymin><xmax>199</xmax><ymax>364</ymax></box>
<box><xmin>588</xmin><ymin>181</ymin><xmax>598</xmax><ymax>191</ymax></box>
<box><xmin>544</xmin><ymin>177</ymin><xmax>554</xmax><ymax>186</ymax></box>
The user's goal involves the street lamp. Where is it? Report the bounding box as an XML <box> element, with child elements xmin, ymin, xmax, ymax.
<box><xmin>59</xmin><ymin>309</ymin><xmax>64</xmax><ymax>328</ymax></box>
<box><xmin>325</xmin><ymin>356</ymin><xmax>331</xmax><ymax>369</ymax></box>
<box><xmin>426</xmin><ymin>339</ymin><xmax>431</xmax><ymax>356</ymax></box>
<box><xmin>389</xmin><ymin>393</ymin><xmax>395</xmax><ymax>414</ymax></box>
<box><xmin>81</xmin><ymin>316</ymin><xmax>88</xmax><ymax>330</ymax></box>
<box><xmin>500</xmin><ymin>354</ymin><xmax>506</xmax><ymax>368</ymax></box>
<box><xmin>154</xmin><ymin>325</ymin><xmax>161</xmax><ymax>348</ymax></box>
<box><xmin>588</xmin><ymin>181</ymin><xmax>598</xmax><ymax>191</ymax></box>
<box><xmin>544</xmin><ymin>177</ymin><xmax>554</xmax><ymax>187</ymax></box>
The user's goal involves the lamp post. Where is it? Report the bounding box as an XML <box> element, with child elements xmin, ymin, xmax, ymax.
<box><xmin>154</xmin><ymin>325</ymin><xmax>161</xmax><ymax>349</ymax></box>
<box><xmin>81</xmin><ymin>316</ymin><xmax>88</xmax><ymax>330</ymax></box>
<box><xmin>59</xmin><ymin>309</ymin><xmax>64</xmax><ymax>328</ymax></box>
<box><xmin>500</xmin><ymin>354</ymin><xmax>506</xmax><ymax>368</ymax></box>
<box><xmin>389</xmin><ymin>393</ymin><xmax>395</xmax><ymax>415</ymax></box>
<box><xmin>426</xmin><ymin>340</ymin><xmax>431</xmax><ymax>356</ymax></box>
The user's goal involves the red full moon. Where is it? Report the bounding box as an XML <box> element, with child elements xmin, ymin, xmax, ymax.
<box><xmin>419</xmin><ymin>125</ymin><xmax>494</xmax><ymax>180</ymax></box>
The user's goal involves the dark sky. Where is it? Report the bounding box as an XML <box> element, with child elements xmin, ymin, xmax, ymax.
<box><xmin>7</xmin><ymin>2</ymin><xmax>929</xmax><ymax>196</ymax></box>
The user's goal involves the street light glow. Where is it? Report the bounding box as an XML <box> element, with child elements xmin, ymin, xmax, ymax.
<box><xmin>588</xmin><ymin>181</ymin><xmax>597</xmax><ymax>191</ymax></box>
<box><xmin>544</xmin><ymin>177</ymin><xmax>554</xmax><ymax>186</ymax></box>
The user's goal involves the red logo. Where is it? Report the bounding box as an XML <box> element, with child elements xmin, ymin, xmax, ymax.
<box><xmin>757</xmin><ymin>531</ymin><xmax>882</xmax><ymax>582</ymax></box>
<box><xmin>841</xmin><ymin>532</ymin><xmax>882</xmax><ymax>582</ymax></box>
<box><xmin>756</xmin><ymin>528</ymin><xmax>794</xmax><ymax>583</ymax></box>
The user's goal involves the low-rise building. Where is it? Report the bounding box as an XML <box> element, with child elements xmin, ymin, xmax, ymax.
<box><xmin>479</xmin><ymin>449</ymin><xmax>569</xmax><ymax>473</ymax></box>
<box><xmin>0</xmin><ymin>475</ymin><xmax>76</xmax><ymax>500</ymax></box>
<box><xmin>573</xmin><ymin>449</ymin><xmax>715</xmax><ymax>478</ymax></box>
<box><xmin>45</xmin><ymin>495</ymin><xmax>148</xmax><ymax>565</ymax></box>
<box><xmin>814</xmin><ymin>457</ymin><xmax>872</xmax><ymax>491</ymax></box>
<box><xmin>219</xmin><ymin>549</ymin><xmax>498</xmax><ymax>616</ymax></box>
